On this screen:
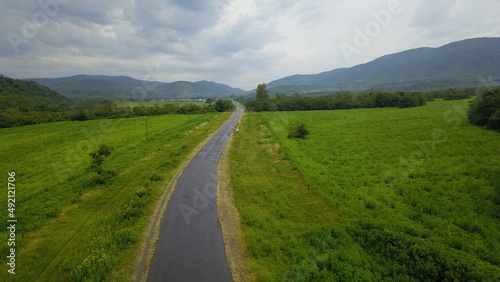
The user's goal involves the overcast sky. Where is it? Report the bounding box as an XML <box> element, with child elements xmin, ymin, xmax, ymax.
<box><xmin>1</xmin><ymin>0</ymin><xmax>499</xmax><ymax>90</ymax></box>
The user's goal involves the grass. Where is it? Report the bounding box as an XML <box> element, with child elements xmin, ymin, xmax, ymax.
<box><xmin>0</xmin><ymin>112</ymin><xmax>231</xmax><ymax>281</ymax></box>
<box><xmin>229</xmin><ymin>100</ymin><xmax>500</xmax><ymax>280</ymax></box>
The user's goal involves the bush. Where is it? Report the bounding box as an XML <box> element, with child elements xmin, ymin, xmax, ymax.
<box><xmin>468</xmin><ymin>89</ymin><xmax>500</xmax><ymax>130</ymax></box>
<box><xmin>89</xmin><ymin>145</ymin><xmax>116</xmax><ymax>185</ymax></box>
<box><xmin>488</xmin><ymin>109</ymin><xmax>500</xmax><ymax>129</ymax></box>
<box><xmin>288</xmin><ymin>122</ymin><xmax>309</xmax><ymax>139</ymax></box>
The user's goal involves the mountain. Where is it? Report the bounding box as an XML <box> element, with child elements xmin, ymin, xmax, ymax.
<box><xmin>154</xmin><ymin>80</ymin><xmax>247</xmax><ymax>100</ymax></box>
<box><xmin>266</xmin><ymin>37</ymin><xmax>500</xmax><ymax>94</ymax></box>
<box><xmin>0</xmin><ymin>76</ymin><xmax>72</xmax><ymax>111</ymax></box>
<box><xmin>26</xmin><ymin>75</ymin><xmax>246</xmax><ymax>100</ymax></box>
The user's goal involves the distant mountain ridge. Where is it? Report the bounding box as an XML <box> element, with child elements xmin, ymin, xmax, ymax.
<box><xmin>266</xmin><ymin>37</ymin><xmax>500</xmax><ymax>94</ymax></box>
<box><xmin>24</xmin><ymin>37</ymin><xmax>500</xmax><ymax>99</ymax></box>
<box><xmin>26</xmin><ymin>75</ymin><xmax>246</xmax><ymax>100</ymax></box>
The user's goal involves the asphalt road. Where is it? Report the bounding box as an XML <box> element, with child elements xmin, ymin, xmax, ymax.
<box><xmin>147</xmin><ymin>108</ymin><xmax>243</xmax><ymax>282</ymax></box>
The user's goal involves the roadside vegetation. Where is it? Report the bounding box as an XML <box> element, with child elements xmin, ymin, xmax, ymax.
<box><xmin>0</xmin><ymin>111</ymin><xmax>231</xmax><ymax>281</ymax></box>
<box><xmin>229</xmin><ymin>99</ymin><xmax>499</xmax><ymax>280</ymax></box>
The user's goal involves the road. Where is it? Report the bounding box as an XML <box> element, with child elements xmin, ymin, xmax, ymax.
<box><xmin>147</xmin><ymin>108</ymin><xmax>243</xmax><ymax>282</ymax></box>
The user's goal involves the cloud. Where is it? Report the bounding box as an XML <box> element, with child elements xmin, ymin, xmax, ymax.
<box><xmin>1</xmin><ymin>0</ymin><xmax>499</xmax><ymax>90</ymax></box>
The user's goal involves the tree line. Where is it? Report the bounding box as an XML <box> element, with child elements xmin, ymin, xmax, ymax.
<box><xmin>245</xmin><ymin>84</ymin><xmax>429</xmax><ymax>112</ymax></box>
<box><xmin>0</xmin><ymin>99</ymin><xmax>235</xmax><ymax>128</ymax></box>
<box><xmin>245</xmin><ymin>83</ymin><xmax>500</xmax><ymax>131</ymax></box>
<box><xmin>244</xmin><ymin>84</ymin><xmax>487</xmax><ymax>112</ymax></box>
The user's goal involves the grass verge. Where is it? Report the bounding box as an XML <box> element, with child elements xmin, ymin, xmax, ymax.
<box><xmin>218</xmin><ymin>111</ymin><xmax>252</xmax><ymax>281</ymax></box>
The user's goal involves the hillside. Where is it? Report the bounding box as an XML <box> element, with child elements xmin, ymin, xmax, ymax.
<box><xmin>27</xmin><ymin>75</ymin><xmax>246</xmax><ymax>100</ymax></box>
<box><xmin>266</xmin><ymin>37</ymin><xmax>500</xmax><ymax>94</ymax></box>
<box><xmin>0</xmin><ymin>76</ymin><xmax>73</xmax><ymax>111</ymax></box>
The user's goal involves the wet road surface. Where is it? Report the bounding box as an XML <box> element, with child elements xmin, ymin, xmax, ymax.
<box><xmin>147</xmin><ymin>108</ymin><xmax>243</xmax><ymax>282</ymax></box>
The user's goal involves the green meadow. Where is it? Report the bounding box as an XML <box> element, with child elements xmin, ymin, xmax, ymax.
<box><xmin>229</xmin><ymin>100</ymin><xmax>500</xmax><ymax>280</ymax></box>
<box><xmin>0</xmin><ymin>112</ymin><xmax>231</xmax><ymax>281</ymax></box>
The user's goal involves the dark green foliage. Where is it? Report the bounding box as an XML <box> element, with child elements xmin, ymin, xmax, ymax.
<box><xmin>288</xmin><ymin>122</ymin><xmax>309</xmax><ymax>139</ymax></box>
<box><xmin>0</xmin><ymin>76</ymin><xmax>73</xmax><ymax>127</ymax></box>
<box><xmin>245</xmin><ymin>90</ymin><xmax>429</xmax><ymax>112</ymax></box>
<box><xmin>398</xmin><ymin>92</ymin><xmax>426</xmax><ymax>108</ymax></box>
<box><xmin>71</xmin><ymin>111</ymin><xmax>90</xmax><ymax>121</ymax></box>
<box><xmin>89</xmin><ymin>145</ymin><xmax>115</xmax><ymax>165</ymax></box>
<box><xmin>375</xmin><ymin>92</ymin><xmax>400</xmax><ymax>107</ymax></box>
<box><xmin>468</xmin><ymin>88</ymin><xmax>500</xmax><ymax>130</ymax></box>
<box><xmin>177</xmin><ymin>104</ymin><xmax>205</xmax><ymax>114</ymax></box>
<box><xmin>0</xmin><ymin>76</ymin><xmax>72</xmax><ymax>111</ymax></box>
<box><xmin>214</xmin><ymin>99</ymin><xmax>235</xmax><ymax>112</ymax></box>
<box><xmin>488</xmin><ymin>108</ymin><xmax>500</xmax><ymax>129</ymax></box>
<box><xmin>297</xmin><ymin>222</ymin><xmax>496</xmax><ymax>281</ymax></box>
<box><xmin>89</xmin><ymin>145</ymin><xmax>116</xmax><ymax>185</ymax></box>
<box><xmin>256</xmin><ymin>83</ymin><xmax>270</xmax><ymax>100</ymax></box>
<box><xmin>443</xmin><ymin>88</ymin><xmax>474</xmax><ymax>100</ymax></box>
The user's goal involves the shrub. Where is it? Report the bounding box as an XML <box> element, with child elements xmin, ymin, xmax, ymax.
<box><xmin>288</xmin><ymin>122</ymin><xmax>309</xmax><ymax>139</ymax></box>
<box><xmin>89</xmin><ymin>145</ymin><xmax>116</xmax><ymax>185</ymax></box>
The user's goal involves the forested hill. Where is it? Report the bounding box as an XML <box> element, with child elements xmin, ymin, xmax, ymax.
<box><xmin>27</xmin><ymin>75</ymin><xmax>246</xmax><ymax>100</ymax></box>
<box><xmin>0</xmin><ymin>76</ymin><xmax>73</xmax><ymax>111</ymax></box>
<box><xmin>266</xmin><ymin>37</ymin><xmax>500</xmax><ymax>94</ymax></box>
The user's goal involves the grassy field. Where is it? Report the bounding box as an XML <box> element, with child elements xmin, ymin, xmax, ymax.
<box><xmin>229</xmin><ymin>100</ymin><xmax>500</xmax><ymax>280</ymax></box>
<box><xmin>117</xmin><ymin>101</ymin><xmax>206</xmax><ymax>107</ymax></box>
<box><xmin>0</xmin><ymin>112</ymin><xmax>231</xmax><ymax>281</ymax></box>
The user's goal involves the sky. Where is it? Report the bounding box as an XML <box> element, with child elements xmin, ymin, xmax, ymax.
<box><xmin>1</xmin><ymin>0</ymin><xmax>499</xmax><ymax>90</ymax></box>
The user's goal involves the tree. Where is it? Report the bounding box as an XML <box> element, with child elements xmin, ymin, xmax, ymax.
<box><xmin>256</xmin><ymin>83</ymin><xmax>270</xmax><ymax>100</ymax></box>
<box><xmin>214</xmin><ymin>99</ymin><xmax>235</xmax><ymax>112</ymax></box>
<box><xmin>398</xmin><ymin>93</ymin><xmax>418</xmax><ymax>108</ymax></box>
<box><xmin>205</xmin><ymin>98</ymin><xmax>213</xmax><ymax>106</ymax></box>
